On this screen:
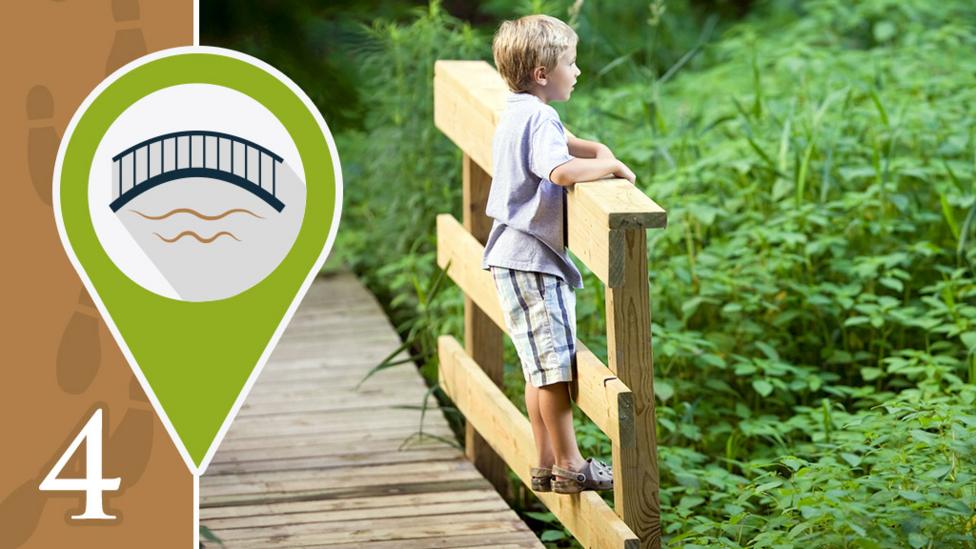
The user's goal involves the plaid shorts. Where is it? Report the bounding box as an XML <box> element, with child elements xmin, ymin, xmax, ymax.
<box><xmin>491</xmin><ymin>267</ymin><xmax>576</xmax><ymax>387</ymax></box>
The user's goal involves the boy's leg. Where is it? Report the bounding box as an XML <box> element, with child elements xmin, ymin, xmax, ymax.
<box><xmin>538</xmin><ymin>381</ymin><xmax>586</xmax><ymax>472</ymax></box>
<box><xmin>492</xmin><ymin>268</ymin><xmax>581</xmax><ymax>470</ymax></box>
<box><xmin>525</xmin><ymin>383</ymin><xmax>554</xmax><ymax>468</ymax></box>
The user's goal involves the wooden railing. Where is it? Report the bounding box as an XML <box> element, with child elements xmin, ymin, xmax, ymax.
<box><xmin>434</xmin><ymin>60</ymin><xmax>667</xmax><ymax>549</ymax></box>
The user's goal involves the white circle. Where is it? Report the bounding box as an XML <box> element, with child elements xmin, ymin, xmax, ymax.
<box><xmin>89</xmin><ymin>83</ymin><xmax>307</xmax><ymax>301</ymax></box>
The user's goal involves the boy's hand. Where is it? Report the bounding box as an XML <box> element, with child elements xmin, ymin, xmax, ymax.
<box><xmin>614</xmin><ymin>160</ymin><xmax>636</xmax><ymax>184</ymax></box>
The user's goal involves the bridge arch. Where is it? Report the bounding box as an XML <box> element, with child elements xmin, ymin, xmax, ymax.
<box><xmin>110</xmin><ymin>130</ymin><xmax>286</xmax><ymax>212</ymax></box>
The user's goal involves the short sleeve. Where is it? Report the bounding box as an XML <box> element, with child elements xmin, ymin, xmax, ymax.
<box><xmin>529</xmin><ymin>115</ymin><xmax>574</xmax><ymax>181</ymax></box>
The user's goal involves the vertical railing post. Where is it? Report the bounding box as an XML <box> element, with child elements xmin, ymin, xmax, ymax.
<box><xmin>460</xmin><ymin>152</ymin><xmax>509</xmax><ymax>499</ymax></box>
<box><xmin>606</xmin><ymin>229</ymin><xmax>661</xmax><ymax>549</ymax></box>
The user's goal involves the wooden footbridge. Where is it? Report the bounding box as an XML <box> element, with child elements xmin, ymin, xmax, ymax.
<box><xmin>200</xmin><ymin>272</ymin><xmax>544</xmax><ymax>548</ymax></box>
<box><xmin>200</xmin><ymin>61</ymin><xmax>666</xmax><ymax>548</ymax></box>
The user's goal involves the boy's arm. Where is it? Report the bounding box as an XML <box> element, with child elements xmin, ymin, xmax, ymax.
<box><xmin>550</xmin><ymin>157</ymin><xmax>636</xmax><ymax>186</ymax></box>
<box><xmin>565</xmin><ymin>128</ymin><xmax>614</xmax><ymax>159</ymax></box>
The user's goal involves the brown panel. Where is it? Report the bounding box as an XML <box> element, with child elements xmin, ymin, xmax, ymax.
<box><xmin>0</xmin><ymin>2</ymin><xmax>194</xmax><ymax>547</ymax></box>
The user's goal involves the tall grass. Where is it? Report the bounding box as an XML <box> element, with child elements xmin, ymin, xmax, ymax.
<box><xmin>288</xmin><ymin>0</ymin><xmax>976</xmax><ymax>546</ymax></box>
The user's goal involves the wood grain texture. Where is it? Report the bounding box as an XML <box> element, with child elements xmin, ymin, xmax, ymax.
<box><xmin>433</xmin><ymin>62</ymin><xmax>503</xmax><ymax>173</ymax></box>
<box><xmin>605</xmin><ymin>231</ymin><xmax>661</xmax><ymax>548</ymax></box>
<box><xmin>568</xmin><ymin>181</ymin><xmax>667</xmax><ymax>230</ymax></box>
<box><xmin>434</xmin><ymin>58</ymin><xmax>666</xmax><ymax>548</ymax></box>
<box><xmin>567</xmin><ymin>213</ymin><xmax>626</xmax><ymax>286</ymax></box>
<box><xmin>439</xmin><ymin>336</ymin><xmax>638</xmax><ymax>549</ymax></box>
<box><xmin>462</xmin><ymin>154</ymin><xmax>509</xmax><ymax>498</ymax></box>
<box><xmin>434</xmin><ymin>61</ymin><xmax>667</xmax><ymax>230</ymax></box>
<box><xmin>200</xmin><ymin>273</ymin><xmax>542</xmax><ymax>548</ymax></box>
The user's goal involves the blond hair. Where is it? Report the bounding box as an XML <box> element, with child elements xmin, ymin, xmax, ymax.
<box><xmin>492</xmin><ymin>15</ymin><xmax>578</xmax><ymax>93</ymax></box>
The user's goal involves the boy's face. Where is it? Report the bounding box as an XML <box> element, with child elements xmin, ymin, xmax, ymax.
<box><xmin>540</xmin><ymin>45</ymin><xmax>580</xmax><ymax>102</ymax></box>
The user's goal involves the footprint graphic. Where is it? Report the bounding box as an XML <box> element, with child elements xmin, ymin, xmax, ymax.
<box><xmin>26</xmin><ymin>86</ymin><xmax>59</xmax><ymax>207</ymax></box>
<box><xmin>0</xmin><ymin>478</ymin><xmax>47</xmax><ymax>548</ymax></box>
<box><xmin>128</xmin><ymin>373</ymin><xmax>148</xmax><ymax>403</ymax></box>
<box><xmin>56</xmin><ymin>288</ymin><xmax>102</xmax><ymax>394</ymax></box>
<box><xmin>105</xmin><ymin>0</ymin><xmax>146</xmax><ymax>75</ymax></box>
<box><xmin>106</xmin><ymin>375</ymin><xmax>154</xmax><ymax>488</ymax></box>
<box><xmin>13</xmin><ymin>5</ymin><xmax>157</xmax><ymax>538</ymax></box>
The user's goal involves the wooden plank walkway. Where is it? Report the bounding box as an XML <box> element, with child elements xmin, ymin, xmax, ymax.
<box><xmin>200</xmin><ymin>272</ymin><xmax>543</xmax><ymax>548</ymax></box>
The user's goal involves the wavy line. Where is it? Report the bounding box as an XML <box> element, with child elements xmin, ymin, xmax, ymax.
<box><xmin>129</xmin><ymin>208</ymin><xmax>264</xmax><ymax>221</ymax></box>
<box><xmin>153</xmin><ymin>231</ymin><xmax>241</xmax><ymax>243</ymax></box>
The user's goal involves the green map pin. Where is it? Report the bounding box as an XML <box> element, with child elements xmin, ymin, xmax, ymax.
<box><xmin>53</xmin><ymin>47</ymin><xmax>342</xmax><ymax>473</ymax></box>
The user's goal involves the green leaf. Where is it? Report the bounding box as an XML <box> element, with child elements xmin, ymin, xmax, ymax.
<box><xmin>924</xmin><ymin>464</ymin><xmax>951</xmax><ymax>480</ymax></box>
<box><xmin>898</xmin><ymin>490</ymin><xmax>924</xmax><ymax>502</ymax></box>
<box><xmin>961</xmin><ymin>332</ymin><xmax>976</xmax><ymax>351</ymax></box>
<box><xmin>654</xmin><ymin>380</ymin><xmax>675</xmax><ymax>402</ymax></box>
<box><xmin>879</xmin><ymin>277</ymin><xmax>903</xmax><ymax>292</ymax></box>
<box><xmin>788</xmin><ymin>521</ymin><xmax>812</xmax><ymax>540</ymax></box>
<box><xmin>781</xmin><ymin>456</ymin><xmax>808</xmax><ymax>472</ymax></box>
<box><xmin>860</xmin><ymin>367</ymin><xmax>883</xmax><ymax>381</ymax></box>
<box><xmin>910</xmin><ymin>429</ymin><xmax>937</xmax><ymax>445</ymax></box>
<box><xmin>541</xmin><ymin>529</ymin><xmax>567</xmax><ymax>542</ymax></box>
<box><xmin>941</xmin><ymin>191</ymin><xmax>960</xmax><ymax>240</ymax></box>
<box><xmin>873</xmin><ymin>21</ymin><xmax>897</xmax><ymax>42</ymax></box>
<box><xmin>755</xmin><ymin>341</ymin><xmax>780</xmax><ymax>360</ymax></box>
<box><xmin>735</xmin><ymin>363</ymin><xmax>758</xmax><ymax>376</ymax></box>
<box><xmin>868</xmin><ymin>89</ymin><xmax>889</xmax><ymax>126</ymax></box>
<box><xmin>682</xmin><ymin>296</ymin><xmax>705</xmax><ymax>318</ymax></box>
<box><xmin>844</xmin><ymin>316</ymin><xmax>870</xmax><ymax>327</ymax></box>
<box><xmin>200</xmin><ymin>526</ymin><xmax>224</xmax><ymax>546</ymax></box>
<box><xmin>908</xmin><ymin>533</ymin><xmax>928</xmax><ymax>549</ymax></box>
<box><xmin>755</xmin><ymin>480</ymin><xmax>783</xmax><ymax>493</ymax></box>
<box><xmin>701</xmin><ymin>353</ymin><xmax>727</xmax><ymax>369</ymax></box>
<box><xmin>753</xmin><ymin>379</ymin><xmax>774</xmax><ymax>397</ymax></box>
<box><xmin>679</xmin><ymin>495</ymin><xmax>705</xmax><ymax>509</ymax></box>
<box><xmin>807</xmin><ymin>375</ymin><xmax>822</xmax><ymax>391</ymax></box>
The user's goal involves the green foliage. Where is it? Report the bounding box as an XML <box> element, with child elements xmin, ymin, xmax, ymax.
<box><xmin>213</xmin><ymin>0</ymin><xmax>976</xmax><ymax>546</ymax></box>
<box><xmin>339</xmin><ymin>0</ymin><xmax>976</xmax><ymax>546</ymax></box>
<box><xmin>666</xmin><ymin>388</ymin><xmax>976</xmax><ymax>547</ymax></box>
<box><xmin>559</xmin><ymin>0</ymin><xmax>976</xmax><ymax>545</ymax></box>
<box><xmin>334</xmin><ymin>2</ymin><xmax>485</xmax><ymax>371</ymax></box>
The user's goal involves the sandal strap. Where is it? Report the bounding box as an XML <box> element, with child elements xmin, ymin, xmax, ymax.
<box><xmin>554</xmin><ymin>460</ymin><xmax>612</xmax><ymax>482</ymax></box>
<box><xmin>551</xmin><ymin>465</ymin><xmax>587</xmax><ymax>483</ymax></box>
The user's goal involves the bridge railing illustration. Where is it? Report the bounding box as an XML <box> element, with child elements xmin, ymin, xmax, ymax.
<box><xmin>434</xmin><ymin>60</ymin><xmax>668</xmax><ymax>549</ymax></box>
<box><xmin>110</xmin><ymin>130</ymin><xmax>285</xmax><ymax>212</ymax></box>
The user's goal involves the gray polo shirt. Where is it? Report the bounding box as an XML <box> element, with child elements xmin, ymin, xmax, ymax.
<box><xmin>481</xmin><ymin>93</ymin><xmax>583</xmax><ymax>289</ymax></box>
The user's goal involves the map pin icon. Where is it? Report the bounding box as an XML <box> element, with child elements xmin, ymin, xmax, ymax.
<box><xmin>53</xmin><ymin>47</ymin><xmax>342</xmax><ymax>475</ymax></box>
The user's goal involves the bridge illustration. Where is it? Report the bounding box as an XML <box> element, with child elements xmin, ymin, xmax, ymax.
<box><xmin>110</xmin><ymin>130</ymin><xmax>285</xmax><ymax>212</ymax></box>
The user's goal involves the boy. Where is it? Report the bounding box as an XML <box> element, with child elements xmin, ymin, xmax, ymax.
<box><xmin>482</xmin><ymin>14</ymin><xmax>636</xmax><ymax>494</ymax></box>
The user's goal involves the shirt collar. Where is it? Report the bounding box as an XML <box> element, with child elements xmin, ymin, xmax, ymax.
<box><xmin>507</xmin><ymin>92</ymin><xmax>543</xmax><ymax>103</ymax></box>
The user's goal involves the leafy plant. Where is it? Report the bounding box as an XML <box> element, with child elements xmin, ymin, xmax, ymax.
<box><xmin>206</xmin><ymin>1</ymin><xmax>976</xmax><ymax>546</ymax></box>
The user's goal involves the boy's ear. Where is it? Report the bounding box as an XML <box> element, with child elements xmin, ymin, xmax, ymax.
<box><xmin>532</xmin><ymin>65</ymin><xmax>547</xmax><ymax>86</ymax></box>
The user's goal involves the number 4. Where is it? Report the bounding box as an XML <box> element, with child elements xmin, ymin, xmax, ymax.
<box><xmin>39</xmin><ymin>408</ymin><xmax>121</xmax><ymax>520</ymax></box>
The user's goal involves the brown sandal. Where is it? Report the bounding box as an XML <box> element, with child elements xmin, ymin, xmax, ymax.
<box><xmin>552</xmin><ymin>458</ymin><xmax>613</xmax><ymax>494</ymax></box>
<box><xmin>530</xmin><ymin>467</ymin><xmax>553</xmax><ymax>492</ymax></box>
